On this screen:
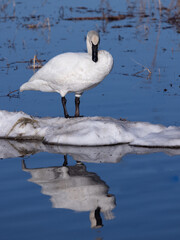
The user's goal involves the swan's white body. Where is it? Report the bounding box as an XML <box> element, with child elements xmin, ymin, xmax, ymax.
<box><xmin>20</xmin><ymin>30</ymin><xmax>113</xmax><ymax>117</ymax></box>
<box><xmin>20</xmin><ymin>50</ymin><xmax>113</xmax><ymax>97</ymax></box>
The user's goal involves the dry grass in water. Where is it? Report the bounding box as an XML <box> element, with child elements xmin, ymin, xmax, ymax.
<box><xmin>28</xmin><ymin>55</ymin><xmax>45</xmax><ymax>70</ymax></box>
<box><xmin>23</xmin><ymin>17</ymin><xmax>51</xmax><ymax>30</ymax></box>
<box><xmin>131</xmin><ymin>58</ymin><xmax>152</xmax><ymax>79</ymax></box>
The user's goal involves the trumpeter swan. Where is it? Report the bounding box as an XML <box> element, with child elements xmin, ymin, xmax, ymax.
<box><xmin>20</xmin><ymin>30</ymin><xmax>113</xmax><ymax>118</ymax></box>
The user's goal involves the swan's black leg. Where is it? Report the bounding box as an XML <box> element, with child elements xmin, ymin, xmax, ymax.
<box><xmin>61</xmin><ymin>97</ymin><xmax>69</xmax><ymax>118</ymax></box>
<box><xmin>75</xmin><ymin>96</ymin><xmax>80</xmax><ymax>117</ymax></box>
<box><xmin>63</xmin><ymin>155</ymin><xmax>68</xmax><ymax>166</ymax></box>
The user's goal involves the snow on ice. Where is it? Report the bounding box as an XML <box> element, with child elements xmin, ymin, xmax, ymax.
<box><xmin>0</xmin><ymin>110</ymin><xmax>180</xmax><ymax>148</ymax></box>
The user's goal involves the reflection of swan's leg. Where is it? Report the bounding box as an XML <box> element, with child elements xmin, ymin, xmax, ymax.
<box><xmin>22</xmin><ymin>159</ymin><xmax>27</xmax><ymax>170</ymax></box>
<box><xmin>63</xmin><ymin>155</ymin><xmax>68</xmax><ymax>166</ymax></box>
<box><xmin>95</xmin><ymin>207</ymin><xmax>103</xmax><ymax>228</ymax></box>
<box><xmin>90</xmin><ymin>207</ymin><xmax>103</xmax><ymax>228</ymax></box>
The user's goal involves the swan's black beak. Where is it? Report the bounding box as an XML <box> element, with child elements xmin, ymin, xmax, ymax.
<box><xmin>92</xmin><ymin>43</ymin><xmax>98</xmax><ymax>62</ymax></box>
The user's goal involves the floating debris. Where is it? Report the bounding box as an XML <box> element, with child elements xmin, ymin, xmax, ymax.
<box><xmin>6</xmin><ymin>89</ymin><xmax>19</xmax><ymax>98</ymax></box>
<box><xmin>65</xmin><ymin>14</ymin><xmax>127</xmax><ymax>21</ymax></box>
<box><xmin>111</xmin><ymin>24</ymin><xmax>133</xmax><ymax>28</ymax></box>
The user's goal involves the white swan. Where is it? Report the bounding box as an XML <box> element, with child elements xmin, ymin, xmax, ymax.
<box><xmin>20</xmin><ymin>30</ymin><xmax>113</xmax><ymax>118</ymax></box>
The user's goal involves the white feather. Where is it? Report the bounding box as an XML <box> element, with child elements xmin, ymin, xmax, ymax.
<box><xmin>20</xmin><ymin>31</ymin><xmax>113</xmax><ymax>98</ymax></box>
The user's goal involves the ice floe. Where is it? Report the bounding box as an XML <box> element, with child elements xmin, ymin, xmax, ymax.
<box><xmin>0</xmin><ymin>110</ymin><xmax>180</xmax><ymax>148</ymax></box>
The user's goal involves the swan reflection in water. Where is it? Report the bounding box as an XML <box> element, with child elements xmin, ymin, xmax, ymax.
<box><xmin>22</xmin><ymin>157</ymin><xmax>116</xmax><ymax>228</ymax></box>
<box><xmin>3</xmin><ymin>140</ymin><xmax>179</xmax><ymax>227</ymax></box>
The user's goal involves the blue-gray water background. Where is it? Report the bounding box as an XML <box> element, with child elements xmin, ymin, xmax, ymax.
<box><xmin>0</xmin><ymin>1</ymin><xmax>180</xmax><ymax>239</ymax></box>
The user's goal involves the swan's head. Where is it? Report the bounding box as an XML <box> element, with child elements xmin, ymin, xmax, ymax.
<box><xmin>86</xmin><ymin>30</ymin><xmax>100</xmax><ymax>63</ymax></box>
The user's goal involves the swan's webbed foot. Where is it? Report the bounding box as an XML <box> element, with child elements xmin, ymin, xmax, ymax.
<box><xmin>66</xmin><ymin>115</ymin><xmax>84</xmax><ymax>118</ymax></box>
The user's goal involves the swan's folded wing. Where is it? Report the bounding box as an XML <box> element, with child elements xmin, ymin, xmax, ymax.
<box><xmin>29</xmin><ymin>52</ymin><xmax>92</xmax><ymax>85</ymax></box>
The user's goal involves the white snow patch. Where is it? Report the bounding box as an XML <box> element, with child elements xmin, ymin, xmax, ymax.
<box><xmin>0</xmin><ymin>110</ymin><xmax>180</xmax><ymax>147</ymax></box>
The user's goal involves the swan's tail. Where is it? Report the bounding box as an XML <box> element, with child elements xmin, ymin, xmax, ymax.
<box><xmin>20</xmin><ymin>80</ymin><xmax>52</xmax><ymax>92</ymax></box>
<box><xmin>20</xmin><ymin>82</ymin><xmax>31</xmax><ymax>92</ymax></box>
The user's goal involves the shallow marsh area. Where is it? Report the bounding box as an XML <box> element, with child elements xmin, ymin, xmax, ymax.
<box><xmin>0</xmin><ymin>1</ymin><xmax>180</xmax><ymax>239</ymax></box>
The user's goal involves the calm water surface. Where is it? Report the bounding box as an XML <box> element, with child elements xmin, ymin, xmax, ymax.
<box><xmin>0</xmin><ymin>0</ymin><xmax>180</xmax><ymax>239</ymax></box>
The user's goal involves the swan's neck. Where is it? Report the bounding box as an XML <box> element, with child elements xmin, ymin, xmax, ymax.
<box><xmin>86</xmin><ymin>39</ymin><xmax>98</xmax><ymax>62</ymax></box>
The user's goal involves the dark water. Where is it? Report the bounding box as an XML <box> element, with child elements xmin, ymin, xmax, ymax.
<box><xmin>0</xmin><ymin>0</ymin><xmax>180</xmax><ymax>239</ymax></box>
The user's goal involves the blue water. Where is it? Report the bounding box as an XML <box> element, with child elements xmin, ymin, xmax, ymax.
<box><xmin>0</xmin><ymin>0</ymin><xmax>180</xmax><ymax>239</ymax></box>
